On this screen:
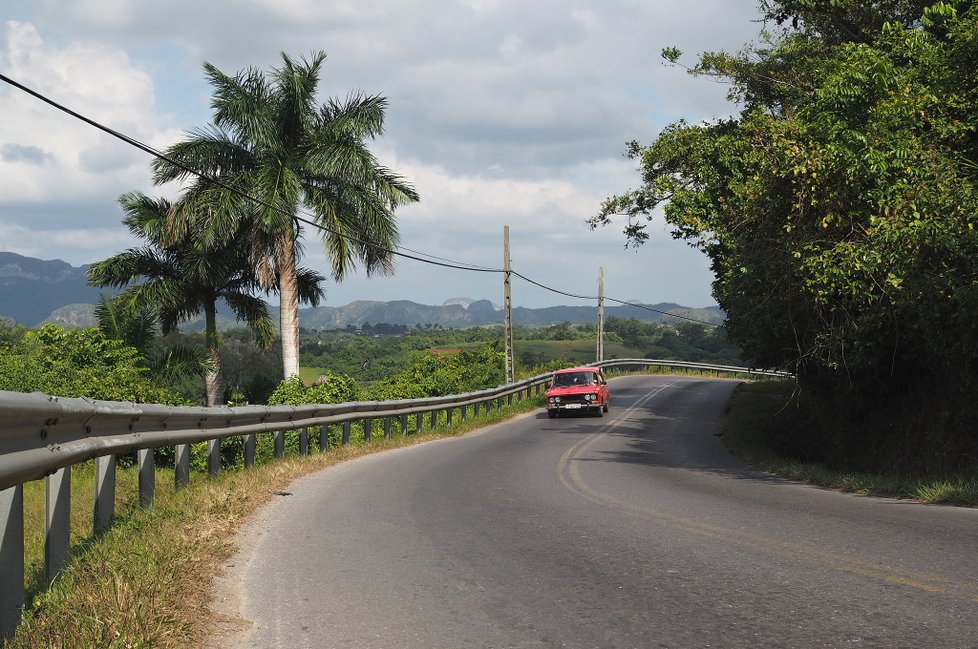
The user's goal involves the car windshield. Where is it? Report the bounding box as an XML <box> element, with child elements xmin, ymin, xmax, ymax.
<box><xmin>553</xmin><ymin>371</ymin><xmax>594</xmax><ymax>387</ymax></box>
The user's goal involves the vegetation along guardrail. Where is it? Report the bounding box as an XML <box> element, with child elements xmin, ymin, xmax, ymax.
<box><xmin>0</xmin><ymin>358</ymin><xmax>788</xmax><ymax>638</ymax></box>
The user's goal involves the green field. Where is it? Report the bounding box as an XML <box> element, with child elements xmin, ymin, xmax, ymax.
<box><xmin>300</xmin><ymin>339</ymin><xmax>646</xmax><ymax>385</ymax></box>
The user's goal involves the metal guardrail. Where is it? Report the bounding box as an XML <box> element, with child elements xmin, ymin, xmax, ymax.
<box><xmin>0</xmin><ymin>358</ymin><xmax>787</xmax><ymax>638</ymax></box>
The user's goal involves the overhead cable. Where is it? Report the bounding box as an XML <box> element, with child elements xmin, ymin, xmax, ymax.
<box><xmin>0</xmin><ymin>72</ymin><xmax>719</xmax><ymax>326</ymax></box>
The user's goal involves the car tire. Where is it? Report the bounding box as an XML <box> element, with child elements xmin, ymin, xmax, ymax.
<box><xmin>547</xmin><ymin>410</ymin><xmax>557</xmax><ymax>419</ymax></box>
<box><xmin>595</xmin><ymin>406</ymin><xmax>604</xmax><ymax>417</ymax></box>
<box><xmin>603</xmin><ymin>401</ymin><xmax>609</xmax><ymax>413</ymax></box>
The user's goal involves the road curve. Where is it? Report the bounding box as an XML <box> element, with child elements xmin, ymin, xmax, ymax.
<box><xmin>212</xmin><ymin>376</ymin><xmax>978</xmax><ymax>648</ymax></box>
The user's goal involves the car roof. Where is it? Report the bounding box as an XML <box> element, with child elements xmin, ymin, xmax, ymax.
<box><xmin>553</xmin><ymin>366</ymin><xmax>600</xmax><ymax>374</ymax></box>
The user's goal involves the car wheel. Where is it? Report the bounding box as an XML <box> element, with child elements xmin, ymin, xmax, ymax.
<box><xmin>547</xmin><ymin>410</ymin><xmax>558</xmax><ymax>419</ymax></box>
<box><xmin>603</xmin><ymin>400</ymin><xmax>609</xmax><ymax>413</ymax></box>
<box><xmin>595</xmin><ymin>406</ymin><xmax>604</xmax><ymax>417</ymax></box>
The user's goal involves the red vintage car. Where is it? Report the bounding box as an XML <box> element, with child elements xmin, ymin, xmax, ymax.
<box><xmin>545</xmin><ymin>366</ymin><xmax>610</xmax><ymax>418</ymax></box>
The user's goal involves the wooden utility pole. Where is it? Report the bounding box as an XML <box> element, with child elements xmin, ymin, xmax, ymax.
<box><xmin>596</xmin><ymin>266</ymin><xmax>605</xmax><ymax>363</ymax></box>
<box><xmin>503</xmin><ymin>226</ymin><xmax>514</xmax><ymax>383</ymax></box>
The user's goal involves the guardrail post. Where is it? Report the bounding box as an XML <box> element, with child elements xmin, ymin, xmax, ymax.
<box><xmin>400</xmin><ymin>414</ymin><xmax>408</xmax><ymax>435</ymax></box>
<box><xmin>474</xmin><ymin>402</ymin><xmax>480</xmax><ymax>417</ymax></box>
<box><xmin>244</xmin><ymin>434</ymin><xmax>256</xmax><ymax>467</ymax></box>
<box><xmin>175</xmin><ymin>444</ymin><xmax>191</xmax><ymax>488</ymax></box>
<box><xmin>384</xmin><ymin>417</ymin><xmax>392</xmax><ymax>440</ymax></box>
<box><xmin>138</xmin><ymin>449</ymin><xmax>155</xmax><ymax>507</ymax></box>
<box><xmin>362</xmin><ymin>419</ymin><xmax>371</xmax><ymax>443</ymax></box>
<box><xmin>274</xmin><ymin>430</ymin><xmax>285</xmax><ymax>458</ymax></box>
<box><xmin>342</xmin><ymin>421</ymin><xmax>351</xmax><ymax>445</ymax></box>
<box><xmin>446</xmin><ymin>407</ymin><xmax>454</xmax><ymax>427</ymax></box>
<box><xmin>417</xmin><ymin>412</ymin><xmax>425</xmax><ymax>435</ymax></box>
<box><xmin>94</xmin><ymin>455</ymin><xmax>116</xmax><ymax>531</ymax></box>
<box><xmin>207</xmin><ymin>439</ymin><xmax>221</xmax><ymax>478</ymax></box>
<box><xmin>319</xmin><ymin>426</ymin><xmax>330</xmax><ymax>453</ymax></box>
<box><xmin>0</xmin><ymin>485</ymin><xmax>24</xmax><ymax>639</ymax></box>
<box><xmin>45</xmin><ymin>467</ymin><xmax>71</xmax><ymax>584</ymax></box>
<box><xmin>461</xmin><ymin>404</ymin><xmax>468</xmax><ymax>422</ymax></box>
<box><xmin>299</xmin><ymin>427</ymin><xmax>309</xmax><ymax>455</ymax></box>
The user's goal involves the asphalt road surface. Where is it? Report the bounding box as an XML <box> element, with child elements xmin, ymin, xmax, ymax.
<box><xmin>215</xmin><ymin>376</ymin><xmax>978</xmax><ymax>648</ymax></box>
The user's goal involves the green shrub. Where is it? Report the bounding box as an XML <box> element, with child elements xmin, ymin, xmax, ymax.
<box><xmin>0</xmin><ymin>324</ymin><xmax>183</xmax><ymax>404</ymax></box>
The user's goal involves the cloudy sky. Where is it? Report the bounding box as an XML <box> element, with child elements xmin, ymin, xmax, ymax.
<box><xmin>1</xmin><ymin>0</ymin><xmax>764</xmax><ymax>310</ymax></box>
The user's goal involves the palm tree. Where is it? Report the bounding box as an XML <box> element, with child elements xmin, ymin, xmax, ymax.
<box><xmin>89</xmin><ymin>191</ymin><xmax>325</xmax><ymax>405</ymax></box>
<box><xmin>94</xmin><ymin>293</ymin><xmax>160</xmax><ymax>356</ymax></box>
<box><xmin>151</xmin><ymin>51</ymin><xmax>419</xmax><ymax>378</ymax></box>
<box><xmin>94</xmin><ymin>293</ymin><xmax>213</xmax><ymax>383</ymax></box>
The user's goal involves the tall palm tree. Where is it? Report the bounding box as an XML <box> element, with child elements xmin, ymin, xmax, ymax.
<box><xmin>151</xmin><ymin>51</ymin><xmax>419</xmax><ymax>378</ymax></box>
<box><xmin>89</xmin><ymin>191</ymin><xmax>325</xmax><ymax>405</ymax></box>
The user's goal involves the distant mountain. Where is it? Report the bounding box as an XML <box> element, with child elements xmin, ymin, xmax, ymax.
<box><xmin>290</xmin><ymin>298</ymin><xmax>723</xmax><ymax>328</ymax></box>
<box><xmin>0</xmin><ymin>253</ymin><xmax>723</xmax><ymax>329</ymax></box>
<box><xmin>0</xmin><ymin>252</ymin><xmax>117</xmax><ymax>326</ymax></box>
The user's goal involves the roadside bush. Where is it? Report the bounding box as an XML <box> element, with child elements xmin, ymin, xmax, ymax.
<box><xmin>0</xmin><ymin>324</ymin><xmax>183</xmax><ymax>404</ymax></box>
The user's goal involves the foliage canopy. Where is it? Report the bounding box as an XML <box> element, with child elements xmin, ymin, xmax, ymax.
<box><xmin>592</xmin><ymin>0</ymin><xmax>978</xmax><ymax>471</ymax></box>
<box><xmin>0</xmin><ymin>324</ymin><xmax>182</xmax><ymax>404</ymax></box>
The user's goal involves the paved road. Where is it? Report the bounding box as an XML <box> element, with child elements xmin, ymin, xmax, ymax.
<box><xmin>217</xmin><ymin>376</ymin><xmax>978</xmax><ymax>648</ymax></box>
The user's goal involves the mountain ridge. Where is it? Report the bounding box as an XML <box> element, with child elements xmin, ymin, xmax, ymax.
<box><xmin>0</xmin><ymin>252</ymin><xmax>722</xmax><ymax>328</ymax></box>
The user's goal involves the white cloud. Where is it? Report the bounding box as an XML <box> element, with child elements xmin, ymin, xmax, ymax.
<box><xmin>0</xmin><ymin>21</ymin><xmax>161</xmax><ymax>206</ymax></box>
<box><xmin>1</xmin><ymin>0</ymin><xmax>766</xmax><ymax>308</ymax></box>
<box><xmin>0</xmin><ymin>220</ymin><xmax>137</xmax><ymax>265</ymax></box>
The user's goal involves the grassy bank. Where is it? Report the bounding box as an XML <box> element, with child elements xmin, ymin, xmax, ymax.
<box><xmin>6</xmin><ymin>397</ymin><xmax>545</xmax><ymax>648</ymax></box>
<box><xmin>722</xmin><ymin>381</ymin><xmax>978</xmax><ymax>507</ymax></box>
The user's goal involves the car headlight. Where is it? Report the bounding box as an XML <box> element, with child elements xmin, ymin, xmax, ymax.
<box><xmin>553</xmin><ymin>397</ymin><xmax>561</xmax><ymax>403</ymax></box>
<box><xmin>585</xmin><ymin>393</ymin><xmax>595</xmax><ymax>401</ymax></box>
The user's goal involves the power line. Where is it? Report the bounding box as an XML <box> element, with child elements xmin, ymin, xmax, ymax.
<box><xmin>512</xmin><ymin>271</ymin><xmax>718</xmax><ymax>325</ymax></box>
<box><xmin>0</xmin><ymin>72</ymin><xmax>495</xmax><ymax>275</ymax></box>
<box><xmin>0</xmin><ymin>72</ymin><xmax>721</xmax><ymax>327</ymax></box>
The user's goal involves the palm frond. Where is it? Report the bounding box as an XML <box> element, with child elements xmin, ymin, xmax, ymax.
<box><xmin>222</xmin><ymin>292</ymin><xmax>277</xmax><ymax>350</ymax></box>
<box><xmin>94</xmin><ymin>294</ymin><xmax>159</xmax><ymax>353</ymax></box>
<box><xmin>150</xmin><ymin>345</ymin><xmax>213</xmax><ymax>381</ymax></box>
<box><xmin>294</xmin><ymin>266</ymin><xmax>327</xmax><ymax>307</ymax></box>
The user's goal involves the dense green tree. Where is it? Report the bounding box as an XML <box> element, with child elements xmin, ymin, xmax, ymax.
<box><xmin>592</xmin><ymin>1</ymin><xmax>978</xmax><ymax>471</ymax></box>
<box><xmin>373</xmin><ymin>343</ymin><xmax>505</xmax><ymax>400</ymax></box>
<box><xmin>267</xmin><ymin>372</ymin><xmax>361</xmax><ymax>406</ymax></box>
<box><xmin>0</xmin><ymin>318</ymin><xmax>26</xmax><ymax>349</ymax></box>
<box><xmin>0</xmin><ymin>324</ymin><xmax>181</xmax><ymax>403</ymax></box>
<box><xmin>152</xmin><ymin>51</ymin><xmax>419</xmax><ymax>380</ymax></box>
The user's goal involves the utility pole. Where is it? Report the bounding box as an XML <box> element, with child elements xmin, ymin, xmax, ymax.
<box><xmin>596</xmin><ymin>266</ymin><xmax>605</xmax><ymax>363</ymax></box>
<box><xmin>503</xmin><ymin>226</ymin><xmax>514</xmax><ymax>384</ymax></box>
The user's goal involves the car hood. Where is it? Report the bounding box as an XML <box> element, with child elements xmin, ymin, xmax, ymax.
<box><xmin>546</xmin><ymin>385</ymin><xmax>599</xmax><ymax>397</ymax></box>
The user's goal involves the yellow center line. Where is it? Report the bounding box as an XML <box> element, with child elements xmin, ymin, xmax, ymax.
<box><xmin>556</xmin><ymin>383</ymin><xmax>978</xmax><ymax>604</ymax></box>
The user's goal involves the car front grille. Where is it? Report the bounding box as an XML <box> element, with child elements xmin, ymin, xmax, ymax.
<box><xmin>558</xmin><ymin>395</ymin><xmax>590</xmax><ymax>405</ymax></box>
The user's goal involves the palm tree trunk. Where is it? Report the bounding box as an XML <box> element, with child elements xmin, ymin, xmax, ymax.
<box><xmin>204</xmin><ymin>299</ymin><xmax>224</xmax><ymax>406</ymax></box>
<box><xmin>279</xmin><ymin>236</ymin><xmax>301</xmax><ymax>378</ymax></box>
